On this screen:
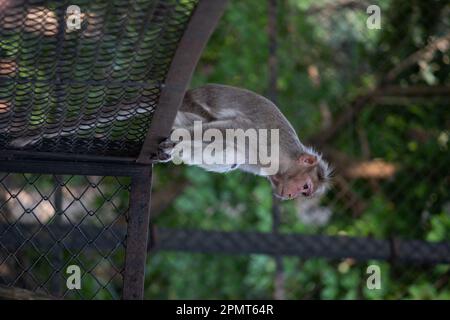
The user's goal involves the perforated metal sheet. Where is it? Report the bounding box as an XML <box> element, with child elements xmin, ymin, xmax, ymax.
<box><xmin>0</xmin><ymin>0</ymin><xmax>199</xmax><ymax>158</ymax></box>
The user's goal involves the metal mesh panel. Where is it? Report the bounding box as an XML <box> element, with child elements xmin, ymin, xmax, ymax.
<box><xmin>0</xmin><ymin>0</ymin><xmax>199</xmax><ymax>158</ymax></box>
<box><xmin>0</xmin><ymin>173</ymin><xmax>130</xmax><ymax>299</ymax></box>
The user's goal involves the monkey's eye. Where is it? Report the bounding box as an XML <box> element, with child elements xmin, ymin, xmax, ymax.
<box><xmin>317</xmin><ymin>171</ymin><xmax>324</xmax><ymax>182</ymax></box>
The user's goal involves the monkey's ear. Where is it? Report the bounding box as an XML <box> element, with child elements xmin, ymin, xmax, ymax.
<box><xmin>298</xmin><ymin>154</ymin><xmax>317</xmax><ymax>167</ymax></box>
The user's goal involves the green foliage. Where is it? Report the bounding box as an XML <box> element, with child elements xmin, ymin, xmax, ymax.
<box><xmin>148</xmin><ymin>0</ymin><xmax>449</xmax><ymax>299</ymax></box>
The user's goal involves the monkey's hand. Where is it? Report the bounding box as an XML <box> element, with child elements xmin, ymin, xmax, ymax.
<box><xmin>150</xmin><ymin>137</ymin><xmax>176</xmax><ymax>163</ymax></box>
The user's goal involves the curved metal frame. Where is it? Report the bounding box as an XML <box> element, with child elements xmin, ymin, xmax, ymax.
<box><xmin>137</xmin><ymin>0</ymin><xmax>229</xmax><ymax>164</ymax></box>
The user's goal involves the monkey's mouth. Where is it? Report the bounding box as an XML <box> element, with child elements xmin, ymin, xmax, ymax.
<box><xmin>275</xmin><ymin>191</ymin><xmax>314</xmax><ymax>200</ymax></box>
<box><xmin>273</xmin><ymin>192</ymin><xmax>290</xmax><ymax>201</ymax></box>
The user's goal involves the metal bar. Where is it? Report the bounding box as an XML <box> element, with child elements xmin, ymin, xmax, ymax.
<box><xmin>0</xmin><ymin>159</ymin><xmax>147</xmax><ymax>176</ymax></box>
<box><xmin>50</xmin><ymin>5</ymin><xmax>67</xmax><ymax>297</ymax></box>
<box><xmin>1</xmin><ymin>223</ymin><xmax>449</xmax><ymax>265</ymax></box>
<box><xmin>137</xmin><ymin>0</ymin><xmax>229</xmax><ymax>164</ymax></box>
<box><xmin>267</xmin><ymin>0</ymin><xmax>284</xmax><ymax>301</ymax></box>
<box><xmin>50</xmin><ymin>175</ymin><xmax>64</xmax><ymax>298</ymax></box>
<box><xmin>122</xmin><ymin>166</ymin><xmax>152</xmax><ymax>300</ymax></box>
<box><xmin>1</xmin><ymin>150</ymin><xmax>137</xmax><ymax>164</ymax></box>
<box><xmin>151</xmin><ymin>228</ymin><xmax>450</xmax><ymax>265</ymax></box>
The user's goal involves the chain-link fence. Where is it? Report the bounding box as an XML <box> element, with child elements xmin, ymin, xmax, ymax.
<box><xmin>0</xmin><ymin>0</ymin><xmax>448</xmax><ymax>300</ymax></box>
<box><xmin>0</xmin><ymin>173</ymin><xmax>130</xmax><ymax>299</ymax></box>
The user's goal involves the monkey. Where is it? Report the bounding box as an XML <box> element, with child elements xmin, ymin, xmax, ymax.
<box><xmin>7</xmin><ymin>83</ymin><xmax>331</xmax><ymax>200</ymax></box>
<box><xmin>156</xmin><ymin>84</ymin><xmax>331</xmax><ymax>200</ymax></box>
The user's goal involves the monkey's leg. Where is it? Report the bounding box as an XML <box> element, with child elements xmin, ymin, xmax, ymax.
<box><xmin>171</xmin><ymin>133</ymin><xmax>240</xmax><ymax>173</ymax></box>
<box><xmin>167</xmin><ymin>117</ymin><xmax>256</xmax><ymax>171</ymax></box>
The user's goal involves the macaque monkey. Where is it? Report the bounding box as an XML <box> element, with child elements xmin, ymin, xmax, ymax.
<box><xmin>8</xmin><ymin>83</ymin><xmax>331</xmax><ymax>200</ymax></box>
<box><xmin>157</xmin><ymin>84</ymin><xmax>331</xmax><ymax>200</ymax></box>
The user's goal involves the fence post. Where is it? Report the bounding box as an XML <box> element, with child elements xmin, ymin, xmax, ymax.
<box><xmin>51</xmin><ymin>175</ymin><xmax>64</xmax><ymax>297</ymax></box>
<box><xmin>123</xmin><ymin>166</ymin><xmax>153</xmax><ymax>300</ymax></box>
<box><xmin>267</xmin><ymin>0</ymin><xmax>285</xmax><ymax>301</ymax></box>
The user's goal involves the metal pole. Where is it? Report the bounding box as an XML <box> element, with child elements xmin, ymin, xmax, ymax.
<box><xmin>122</xmin><ymin>166</ymin><xmax>152</xmax><ymax>299</ymax></box>
<box><xmin>51</xmin><ymin>174</ymin><xmax>64</xmax><ymax>297</ymax></box>
<box><xmin>268</xmin><ymin>0</ymin><xmax>285</xmax><ymax>300</ymax></box>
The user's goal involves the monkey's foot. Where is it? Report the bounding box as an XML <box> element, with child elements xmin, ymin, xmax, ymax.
<box><xmin>158</xmin><ymin>138</ymin><xmax>176</xmax><ymax>151</ymax></box>
<box><xmin>151</xmin><ymin>150</ymin><xmax>172</xmax><ymax>162</ymax></box>
<box><xmin>150</xmin><ymin>138</ymin><xmax>176</xmax><ymax>163</ymax></box>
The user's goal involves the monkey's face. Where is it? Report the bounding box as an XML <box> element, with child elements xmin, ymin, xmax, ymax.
<box><xmin>269</xmin><ymin>153</ymin><xmax>329</xmax><ymax>200</ymax></box>
<box><xmin>271</xmin><ymin>171</ymin><xmax>316</xmax><ymax>200</ymax></box>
